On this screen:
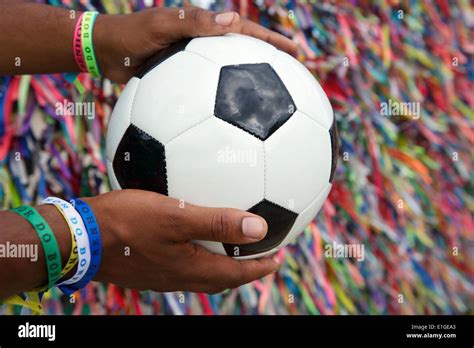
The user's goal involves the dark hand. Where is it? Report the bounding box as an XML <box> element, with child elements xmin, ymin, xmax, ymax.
<box><xmin>94</xmin><ymin>7</ymin><xmax>298</xmax><ymax>83</ymax></box>
<box><xmin>87</xmin><ymin>190</ymin><xmax>278</xmax><ymax>294</ymax></box>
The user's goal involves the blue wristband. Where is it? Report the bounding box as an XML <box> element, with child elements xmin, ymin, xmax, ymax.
<box><xmin>59</xmin><ymin>198</ymin><xmax>102</xmax><ymax>295</ymax></box>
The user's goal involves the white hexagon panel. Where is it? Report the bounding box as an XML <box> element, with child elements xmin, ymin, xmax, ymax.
<box><xmin>165</xmin><ymin>117</ymin><xmax>265</xmax><ymax>210</ymax></box>
<box><xmin>264</xmin><ymin>111</ymin><xmax>332</xmax><ymax>214</ymax></box>
<box><xmin>132</xmin><ymin>51</ymin><xmax>219</xmax><ymax>144</ymax></box>
<box><xmin>185</xmin><ymin>33</ymin><xmax>277</xmax><ymax>66</ymax></box>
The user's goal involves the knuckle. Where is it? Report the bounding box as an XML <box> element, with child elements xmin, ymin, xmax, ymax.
<box><xmin>210</xmin><ymin>210</ymin><xmax>233</xmax><ymax>242</ymax></box>
<box><xmin>189</xmin><ymin>8</ymin><xmax>207</xmax><ymax>23</ymax></box>
<box><xmin>199</xmin><ymin>263</ymin><xmax>213</xmax><ymax>284</ymax></box>
<box><xmin>182</xmin><ymin>242</ymin><xmax>198</xmax><ymax>258</ymax></box>
<box><xmin>148</xmin><ymin>10</ymin><xmax>165</xmax><ymax>33</ymax></box>
<box><xmin>227</xmin><ymin>266</ymin><xmax>246</xmax><ymax>289</ymax></box>
<box><xmin>262</xmin><ymin>31</ymin><xmax>272</xmax><ymax>44</ymax></box>
<box><xmin>165</xmin><ymin>205</ymin><xmax>185</xmax><ymax>228</ymax></box>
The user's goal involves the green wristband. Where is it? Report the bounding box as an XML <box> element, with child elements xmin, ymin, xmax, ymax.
<box><xmin>81</xmin><ymin>11</ymin><xmax>101</xmax><ymax>78</ymax></box>
<box><xmin>12</xmin><ymin>206</ymin><xmax>62</xmax><ymax>290</ymax></box>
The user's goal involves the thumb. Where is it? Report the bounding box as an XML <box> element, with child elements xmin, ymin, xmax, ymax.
<box><xmin>175</xmin><ymin>7</ymin><xmax>240</xmax><ymax>38</ymax></box>
<box><xmin>176</xmin><ymin>205</ymin><xmax>268</xmax><ymax>244</ymax></box>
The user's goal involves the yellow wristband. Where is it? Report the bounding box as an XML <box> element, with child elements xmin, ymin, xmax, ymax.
<box><xmin>2</xmin><ymin>293</ymin><xmax>43</xmax><ymax>315</ymax></box>
<box><xmin>33</xmin><ymin>202</ymin><xmax>79</xmax><ymax>292</ymax></box>
<box><xmin>52</xmin><ymin>204</ymin><xmax>79</xmax><ymax>277</ymax></box>
<box><xmin>81</xmin><ymin>11</ymin><xmax>101</xmax><ymax>77</ymax></box>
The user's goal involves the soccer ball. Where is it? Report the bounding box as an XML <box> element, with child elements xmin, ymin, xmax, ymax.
<box><xmin>106</xmin><ymin>34</ymin><xmax>338</xmax><ymax>259</ymax></box>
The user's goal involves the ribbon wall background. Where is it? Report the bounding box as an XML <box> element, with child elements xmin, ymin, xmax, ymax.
<box><xmin>0</xmin><ymin>0</ymin><xmax>472</xmax><ymax>315</ymax></box>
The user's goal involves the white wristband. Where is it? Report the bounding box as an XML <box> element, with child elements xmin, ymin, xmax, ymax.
<box><xmin>41</xmin><ymin>197</ymin><xmax>91</xmax><ymax>286</ymax></box>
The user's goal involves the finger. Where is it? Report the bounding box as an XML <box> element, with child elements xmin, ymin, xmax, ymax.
<box><xmin>168</xmin><ymin>7</ymin><xmax>240</xmax><ymax>38</ymax></box>
<box><xmin>162</xmin><ymin>7</ymin><xmax>298</xmax><ymax>56</ymax></box>
<box><xmin>183</xmin><ymin>243</ymin><xmax>278</xmax><ymax>291</ymax></box>
<box><xmin>237</xmin><ymin>19</ymin><xmax>298</xmax><ymax>56</ymax></box>
<box><xmin>173</xmin><ymin>202</ymin><xmax>268</xmax><ymax>244</ymax></box>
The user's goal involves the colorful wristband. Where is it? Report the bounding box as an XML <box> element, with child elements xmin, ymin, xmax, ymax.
<box><xmin>81</xmin><ymin>11</ymin><xmax>101</xmax><ymax>77</ymax></box>
<box><xmin>62</xmin><ymin>199</ymin><xmax>102</xmax><ymax>294</ymax></box>
<box><xmin>52</xmin><ymin>199</ymin><xmax>91</xmax><ymax>289</ymax></box>
<box><xmin>73</xmin><ymin>12</ymin><xmax>87</xmax><ymax>73</ymax></box>
<box><xmin>41</xmin><ymin>197</ymin><xmax>79</xmax><ymax>278</ymax></box>
<box><xmin>2</xmin><ymin>293</ymin><xmax>43</xmax><ymax>315</ymax></box>
<box><xmin>20</xmin><ymin>198</ymin><xmax>79</xmax><ymax>313</ymax></box>
<box><xmin>11</xmin><ymin>206</ymin><xmax>62</xmax><ymax>290</ymax></box>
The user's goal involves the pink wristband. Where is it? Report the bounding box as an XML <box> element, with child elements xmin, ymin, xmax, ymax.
<box><xmin>73</xmin><ymin>13</ymin><xmax>87</xmax><ymax>72</ymax></box>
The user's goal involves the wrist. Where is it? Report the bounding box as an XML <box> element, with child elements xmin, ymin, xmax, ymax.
<box><xmin>81</xmin><ymin>195</ymin><xmax>120</xmax><ymax>283</ymax></box>
<box><xmin>92</xmin><ymin>14</ymin><xmax>124</xmax><ymax>80</ymax></box>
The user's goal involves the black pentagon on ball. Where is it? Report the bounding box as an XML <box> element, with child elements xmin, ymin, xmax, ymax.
<box><xmin>113</xmin><ymin>124</ymin><xmax>168</xmax><ymax>195</ymax></box>
<box><xmin>215</xmin><ymin>63</ymin><xmax>296</xmax><ymax>140</ymax></box>
<box><xmin>223</xmin><ymin>200</ymin><xmax>298</xmax><ymax>257</ymax></box>
<box><xmin>329</xmin><ymin>120</ymin><xmax>339</xmax><ymax>183</ymax></box>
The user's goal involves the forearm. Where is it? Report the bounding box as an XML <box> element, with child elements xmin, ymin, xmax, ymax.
<box><xmin>0</xmin><ymin>204</ymin><xmax>71</xmax><ymax>299</ymax></box>
<box><xmin>0</xmin><ymin>1</ymin><xmax>80</xmax><ymax>76</ymax></box>
<box><xmin>0</xmin><ymin>196</ymin><xmax>118</xmax><ymax>300</ymax></box>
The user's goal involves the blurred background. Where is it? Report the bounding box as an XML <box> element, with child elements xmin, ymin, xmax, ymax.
<box><xmin>0</xmin><ymin>0</ymin><xmax>472</xmax><ymax>315</ymax></box>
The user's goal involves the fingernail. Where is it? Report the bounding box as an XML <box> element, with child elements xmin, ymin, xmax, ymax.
<box><xmin>215</xmin><ymin>12</ymin><xmax>236</xmax><ymax>26</ymax></box>
<box><xmin>242</xmin><ymin>217</ymin><xmax>265</xmax><ymax>239</ymax></box>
